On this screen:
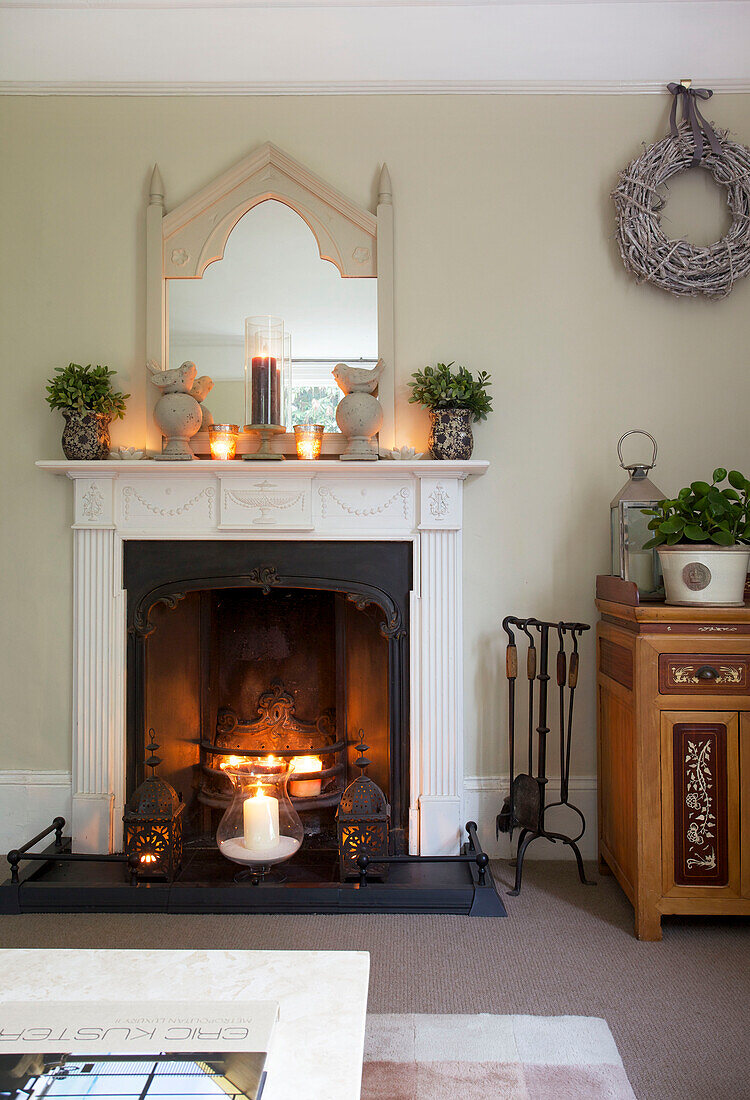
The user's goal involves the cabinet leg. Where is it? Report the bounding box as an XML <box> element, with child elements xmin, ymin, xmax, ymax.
<box><xmin>635</xmin><ymin>905</ymin><xmax>662</xmax><ymax>942</ymax></box>
<box><xmin>598</xmin><ymin>853</ymin><xmax>613</xmax><ymax>876</ymax></box>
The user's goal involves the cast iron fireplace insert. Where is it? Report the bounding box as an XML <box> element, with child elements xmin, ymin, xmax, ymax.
<box><xmin>125</xmin><ymin>539</ymin><xmax>411</xmax><ymax>855</ymax></box>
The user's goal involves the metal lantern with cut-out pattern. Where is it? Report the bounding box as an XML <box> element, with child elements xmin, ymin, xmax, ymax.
<box><xmin>123</xmin><ymin>730</ymin><xmax>184</xmax><ymax>881</ymax></box>
<box><xmin>336</xmin><ymin>735</ymin><xmax>390</xmax><ymax>879</ymax></box>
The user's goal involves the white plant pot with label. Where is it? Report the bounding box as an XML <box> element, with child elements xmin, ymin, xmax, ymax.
<box><xmin>657</xmin><ymin>544</ymin><xmax>750</xmax><ymax>607</ymax></box>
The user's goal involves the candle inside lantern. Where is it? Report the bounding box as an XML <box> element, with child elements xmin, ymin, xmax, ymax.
<box><xmin>294</xmin><ymin>424</ymin><xmax>324</xmax><ymax>461</ymax></box>
<box><xmin>243</xmin><ymin>782</ymin><xmax>280</xmax><ymax>855</ymax></box>
<box><xmin>289</xmin><ymin>755</ymin><xmax>323</xmax><ymax>798</ymax></box>
<box><xmin>209</xmin><ymin>424</ymin><xmax>239</xmax><ymax>460</ymax></box>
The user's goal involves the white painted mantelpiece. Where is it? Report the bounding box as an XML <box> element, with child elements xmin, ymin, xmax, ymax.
<box><xmin>39</xmin><ymin>458</ymin><xmax>488</xmax><ymax>858</ymax></box>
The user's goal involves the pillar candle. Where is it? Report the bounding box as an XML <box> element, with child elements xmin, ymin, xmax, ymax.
<box><xmin>243</xmin><ymin>787</ymin><xmax>280</xmax><ymax>854</ymax></box>
<box><xmin>251</xmin><ymin>356</ymin><xmax>280</xmax><ymax>425</ymax></box>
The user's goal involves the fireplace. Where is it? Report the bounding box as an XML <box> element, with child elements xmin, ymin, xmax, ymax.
<box><xmin>6</xmin><ymin>460</ymin><xmax>508</xmax><ymax>913</ymax></box>
<box><xmin>125</xmin><ymin>539</ymin><xmax>411</xmax><ymax>858</ymax></box>
<box><xmin>37</xmin><ymin>458</ymin><xmax>487</xmax><ymax>860</ymax></box>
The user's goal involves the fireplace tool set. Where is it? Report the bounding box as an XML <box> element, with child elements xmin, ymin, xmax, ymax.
<box><xmin>496</xmin><ymin>615</ymin><xmax>595</xmax><ymax>896</ymax></box>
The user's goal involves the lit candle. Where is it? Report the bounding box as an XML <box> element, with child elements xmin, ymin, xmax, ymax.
<box><xmin>209</xmin><ymin>424</ymin><xmax>239</xmax><ymax>460</ymax></box>
<box><xmin>289</xmin><ymin>755</ymin><xmax>323</xmax><ymax>798</ymax></box>
<box><xmin>294</xmin><ymin>424</ymin><xmax>324</xmax><ymax>461</ymax></box>
<box><xmin>243</xmin><ymin>783</ymin><xmax>280</xmax><ymax>855</ymax></box>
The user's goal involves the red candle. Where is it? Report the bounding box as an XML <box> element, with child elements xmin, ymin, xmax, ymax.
<box><xmin>251</xmin><ymin>355</ymin><xmax>280</xmax><ymax>425</ymax></box>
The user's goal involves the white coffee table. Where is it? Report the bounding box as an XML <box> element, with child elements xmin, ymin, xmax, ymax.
<box><xmin>0</xmin><ymin>948</ymin><xmax>370</xmax><ymax>1100</ymax></box>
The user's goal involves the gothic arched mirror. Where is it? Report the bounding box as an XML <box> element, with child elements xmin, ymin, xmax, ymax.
<box><xmin>145</xmin><ymin>143</ymin><xmax>394</xmax><ymax>456</ymax></box>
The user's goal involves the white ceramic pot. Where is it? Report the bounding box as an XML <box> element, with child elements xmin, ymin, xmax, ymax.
<box><xmin>657</xmin><ymin>544</ymin><xmax>750</xmax><ymax>607</ymax></box>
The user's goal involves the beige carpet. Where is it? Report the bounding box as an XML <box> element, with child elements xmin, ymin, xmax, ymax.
<box><xmin>1</xmin><ymin>860</ymin><xmax>748</xmax><ymax>1100</ymax></box>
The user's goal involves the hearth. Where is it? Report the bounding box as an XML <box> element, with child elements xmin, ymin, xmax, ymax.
<box><xmin>3</xmin><ymin>817</ymin><xmax>504</xmax><ymax>916</ymax></box>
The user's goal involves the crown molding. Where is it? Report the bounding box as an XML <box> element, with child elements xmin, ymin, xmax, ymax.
<box><xmin>3</xmin><ymin>4</ymin><xmax>750</xmax><ymax>90</ymax></box>
<box><xmin>4</xmin><ymin>78</ymin><xmax>750</xmax><ymax>95</ymax></box>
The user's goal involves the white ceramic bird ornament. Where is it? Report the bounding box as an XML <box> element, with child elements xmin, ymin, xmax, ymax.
<box><xmin>147</xmin><ymin>358</ymin><xmax>197</xmax><ymax>395</ymax></box>
<box><xmin>332</xmin><ymin>358</ymin><xmax>384</xmax><ymax>395</ymax></box>
<box><xmin>332</xmin><ymin>358</ymin><xmax>385</xmax><ymax>461</ymax></box>
<box><xmin>147</xmin><ymin>359</ymin><xmax>203</xmax><ymax>460</ymax></box>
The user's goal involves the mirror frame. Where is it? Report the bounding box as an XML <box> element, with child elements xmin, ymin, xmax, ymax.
<box><xmin>145</xmin><ymin>142</ymin><xmax>394</xmax><ymax>455</ymax></box>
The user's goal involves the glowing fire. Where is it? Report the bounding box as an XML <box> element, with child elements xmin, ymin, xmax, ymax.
<box><xmin>140</xmin><ymin>853</ymin><xmax>157</xmax><ymax>865</ymax></box>
<box><xmin>219</xmin><ymin>755</ymin><xmax>247</xmax><ymax>770</ymax></box>
<box><xmin>220</xmin><ymin>753</ymin><xmax>283</xmax><ymax>771</ymax></box>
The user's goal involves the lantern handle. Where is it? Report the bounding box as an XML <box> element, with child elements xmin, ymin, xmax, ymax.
<box><xmin>617</xmin><ymin>429</ymin><xmax>657</xmax><ymax>473</ymax></box>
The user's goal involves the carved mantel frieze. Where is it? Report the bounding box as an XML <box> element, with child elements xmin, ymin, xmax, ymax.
<box><xmin>40</xmin><ymin>459</ymin><xmax>486</xmax><ymax>537</ymax></box>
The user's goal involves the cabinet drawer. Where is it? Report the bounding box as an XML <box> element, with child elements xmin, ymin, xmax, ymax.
<box><xmin>659</xmin><ymin>654</ymin><xmax>749</xmax><ymax>694</ymax></box>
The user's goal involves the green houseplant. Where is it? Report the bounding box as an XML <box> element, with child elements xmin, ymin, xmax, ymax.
<box><xmin>642</xmin><ymin>469</ymin><xmax>750</xmax><ymax>606</ymax></box>
<box><xmin>46</xmin><ymin>363</ymin><xmax>129</xmax><ymax>460</ymax></box>
<box><xmin>408</xmin><ymin>362</ymin><xmax>492</xmax><ymax>460</ymax></box>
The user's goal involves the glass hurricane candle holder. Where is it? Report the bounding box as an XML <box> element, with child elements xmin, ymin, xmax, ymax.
<box><xmin>208</xmin><ymin>423</ymin><xmax>239</xmax><ymax>460</ymax></box>
<box><xmin>244</xmin><ymin>316</ymin><xmax>289</xmax><ymax>460</ymax></box>
<box><xmin>217</xmin><ymin>760</ymin><xmax>303</xmax><ymax>882</ymax></box>
<box><xmin>294</xmin><ymin>424</ymin><xmax>324</xmax><ymax>461</ymax></box>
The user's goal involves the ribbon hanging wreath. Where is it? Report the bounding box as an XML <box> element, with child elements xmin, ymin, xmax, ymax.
<box><xmin>612</xmin><ymin>82</ymin><xmax>750</xmax><ymax>299</ymax></box>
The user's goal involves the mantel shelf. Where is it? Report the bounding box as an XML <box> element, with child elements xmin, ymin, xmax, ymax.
<box><xmin>37</xmin><ymin>459</ymin><xmax>489</xmax><ymax>479</ymax></box>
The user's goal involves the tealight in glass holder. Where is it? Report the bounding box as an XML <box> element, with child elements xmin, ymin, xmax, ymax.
<box><xmin>208</xmin><ymin>423</ymin><xmax>239</xmax><ymax>460</ymax></box>
<box><xmin>217</xmin><ymin>760</ymin><xmax>303</xmax><ymax>883</ymax></box>
<box><xmin>294</xmin><ymin>424</ymin><xmax>324</xmax><ymax>461</ymax></box>
<box><xmin>244</xmin><ymin>315</ymin><xmax>289</xmax><ymax>460</ymax></box>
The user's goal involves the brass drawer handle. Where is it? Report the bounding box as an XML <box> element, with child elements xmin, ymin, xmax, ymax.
<box><xmin>695</xmin><ymin>665</ymin><xmax>719</xmax><ymax>680</ymax></box>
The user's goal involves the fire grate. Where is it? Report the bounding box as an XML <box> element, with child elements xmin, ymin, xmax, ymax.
<box><xmin>199</xmin><ymin>680</ymin><xmax>346</xmax><ymax>813</ymax></box>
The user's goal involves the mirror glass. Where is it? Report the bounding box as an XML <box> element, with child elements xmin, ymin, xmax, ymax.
<box><xmin>168</xmin><ymin>200</ymin><xmax>378</xmax><ymax>432</ymax></box>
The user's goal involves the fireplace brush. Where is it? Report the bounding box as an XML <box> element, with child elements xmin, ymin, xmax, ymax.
<box><xmin>496</xmin><ymin>615</ymin><xmax>594</xmax><ymax>896</ymax></box>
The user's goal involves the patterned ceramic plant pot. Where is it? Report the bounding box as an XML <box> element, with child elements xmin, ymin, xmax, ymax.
<box><xmin>428</xmin><ymin>407</ymin><xmax>474</xmax><ymax>460</ymax></box>
<box><xmin>61</xmin><ymin>409</ymin><xmax>112</xmax><ymax>460</ymax></box>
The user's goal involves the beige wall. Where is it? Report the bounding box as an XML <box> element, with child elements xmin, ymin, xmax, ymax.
<box><xmin>1</xmin><ymin>94</ymin><xmax>749</xmax><ymax>781</ymax></box>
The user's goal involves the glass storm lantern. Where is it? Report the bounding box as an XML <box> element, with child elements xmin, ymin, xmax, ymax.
<box><xmin>217</xmin><ymin>759</ymin><xmax>303</xmax><ymax>881</ymax></box>
<box><xmin>123</xmin><ymin>730</ymin><xmax>184</xmax><ymax>881</ymax></box>
<box><xmin>243</xmin><ymin>316</ymin><xmax>289</xmax><ymax>460</ymax></box>
<box><xmin>611</xmin><ymin>429</ymin><xmax>665</xmax><ymax>597</ymax></box>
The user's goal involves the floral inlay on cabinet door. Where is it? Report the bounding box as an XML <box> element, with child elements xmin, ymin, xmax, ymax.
<box><xmin>672</xmin><ymin>723</ymin><xmax>729</xmax><ymax>887</ymax></box>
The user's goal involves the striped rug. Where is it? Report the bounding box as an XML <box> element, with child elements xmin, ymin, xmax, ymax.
<box><xmin>362</xmin><ymin>1014</ymin><xmax>636</xmax><ymax>1099</ymax></box>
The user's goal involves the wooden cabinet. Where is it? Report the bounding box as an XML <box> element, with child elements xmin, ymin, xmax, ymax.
<box><xmin>596</xmin><ymin>582</ymin><xmax>750</xmax><ymax>940</ymax></box>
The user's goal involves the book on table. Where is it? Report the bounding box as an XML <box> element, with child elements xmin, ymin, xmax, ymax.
<box><xmin>0</xmin><ymin>999</ymin><xmax>278</xmax><ymax>1099</ymax></box>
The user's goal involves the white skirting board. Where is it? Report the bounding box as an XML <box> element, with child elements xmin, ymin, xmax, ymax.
<box><xmin>0</xmin><ymin>772</ymin><xmax>72</xmax><ymax>857</ymax></box>
<box><xmin>0</xmin><ymin>772</ymin><xmax>598</xmax><ymax>862</ymax></box>
<box><xmin>463</xmin><ymin>776</ymin><xmax>598</xmax><ymax>862</ymax></box>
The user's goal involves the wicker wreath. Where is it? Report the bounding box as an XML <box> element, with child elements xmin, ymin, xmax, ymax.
<box><xmin>612</xmin><ymin>118</ymin><xmax>750</xmax><ymax>299</ymax></box>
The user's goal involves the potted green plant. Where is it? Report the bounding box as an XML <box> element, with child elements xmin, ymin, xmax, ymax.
<box><xmin>408</xmin><ymin>362</ymin><xmax>492</xmax><ymax>460</ymax></box>
<box><xmin>643</xmin><ymin>468</ymin><xmax>750</xmax><ymax>606</ymax></box>
<box><xmin>46</xmin><ymin>362</ymin><xmax>129</xmax><ymax>460</ymax></box>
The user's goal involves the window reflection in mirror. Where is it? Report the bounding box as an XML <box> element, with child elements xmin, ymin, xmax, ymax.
<box><xmin>168</xmin><ymin>200</ymin><xmax>378</xmax><ymax>432</ymax></box>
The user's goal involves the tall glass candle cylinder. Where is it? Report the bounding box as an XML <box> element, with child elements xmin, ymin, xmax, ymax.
<box><xmin>245</xmin><ymin>316</ymin><xmax>286</xmax><ymax>428</ymax></box>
